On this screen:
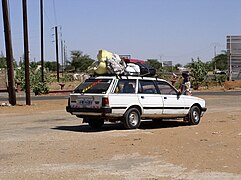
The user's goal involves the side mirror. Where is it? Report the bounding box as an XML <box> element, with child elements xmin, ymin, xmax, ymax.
<box><xmin>177</xmin><ymin>91</ymin><xmax>182</xmax><ymax>96</ymax></box>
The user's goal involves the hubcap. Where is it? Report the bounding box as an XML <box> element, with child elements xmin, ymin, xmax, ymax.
<box><xmin>129</xmin><ymin>112</ymin><xmax>139</xmax><ymax>126</ymax></box>
<box><xmin>193</xmin><ymin>110</ymin><xmax>200</xmax><ymax>122</ymax></box>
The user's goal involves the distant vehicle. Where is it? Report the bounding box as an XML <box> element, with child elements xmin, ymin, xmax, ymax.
<box><xmin>66</xmin><ymin>75</ymin><xmax>207</xmax><ymax>129</ymax></box>
<box><xmin>214</xmin><ymin>69</ymin><xmax>226</xmax><ymax>74</ymax></box>
<box><xmin>177</xmin><ymin>67</ymin><xmax>190</xmax><ymax>72</ymax></box>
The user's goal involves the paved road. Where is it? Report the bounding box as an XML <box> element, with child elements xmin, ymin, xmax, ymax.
<box><xmin>0</xmin><ymin>95</ymin><xmax>69</xmax><ymax>102</ymax></box>
<box><xmin>193</xmin><ymin>91</ymin><xmax>241</xmax><ymax>96</ymax></box>
<box><xmin>0</xmin><ymin>93</ymin><xmax>69</xmax><ymax>102</ymax></box>
<box><xmin>1</xmin><ymin>90</ymin><xmax>241</xmax><ymax>102</ymax></box>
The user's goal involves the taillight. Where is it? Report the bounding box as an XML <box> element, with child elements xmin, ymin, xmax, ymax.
<box><xmin>102</xmin><ymin>97</ymin><xmax>109</xmax><ymax>107</ymax></box>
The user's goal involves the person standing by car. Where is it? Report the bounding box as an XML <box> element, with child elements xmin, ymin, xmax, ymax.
<box><xmin>180</xmin><ymin>72</ymin><xmax>192</xmax><ymax>95</ymax></box>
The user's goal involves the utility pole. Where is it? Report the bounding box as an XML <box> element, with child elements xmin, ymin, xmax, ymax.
<box><xmin>64</xmin><ymin>41</ymin><xmax>66</xmax><ymax>68</ymax></box>
<box><xmin>60</xmin><ymin>26</ymin><xmax>64</xmax><ymax>77</ymax></box>
<box><xmin>22</xmin><ymin>0</ymin><xmax>31</xmax><ymax>105</ymax></box>
<box><xmin>214</xmin><ymin>45</ymin><xmax>217</xmax><ymax>71</ymax></box>
<box><xmin>55</xmin><ymin>26</ymin><xmax>59</xmax><ymax>82</ymax></box>
<box><xmin>61</xmin><ymin>39</ymin><xmax>64</xmax><ymax>76</ymax></box>
<box><xmin>229</xmin><ymin>37</ymin><xmax>232</xmax><ymax>81</ymax></box>
<box><xmin>40</xmin><ymin>0</ymin><xmax>44</xmax><ymax>82</ymax></box>
<box><xmin>2</xmin><ymin>0</ymin><xmax>16</xmax><ymax>105</ymax></box>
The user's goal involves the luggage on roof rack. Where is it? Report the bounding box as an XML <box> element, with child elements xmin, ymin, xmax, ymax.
<box><xmin>122</xmin><ymin>58</ymin><xmax>145</xmax><ymax>64</ymax></box>
<box><xmin>87</xmin><ymin>50</ymin><xmax>157</xmax><ymax>77</ymax></box>
<box><xmin>134</xmin><ymin>62</ymin><xmax>156</xmax><ymax>77</ymax></box>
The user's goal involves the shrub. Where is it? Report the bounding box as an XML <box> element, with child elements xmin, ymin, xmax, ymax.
<box><xmin>15</xmin><ymin>65</ymin><xmax>50</xmax><ymax>95</ymax></box>
<box><xmin>189</xmin><ymin>58</ymin><xmax>208</xmax><ymax>90</ymax></box>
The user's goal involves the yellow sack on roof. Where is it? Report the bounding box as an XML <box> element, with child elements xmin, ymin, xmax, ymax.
<box><xmin>87</xmin><ymin>49</ymin><xmax>125</xmax><ymax>75</ymax></box>
<box><xmin>87</xmin><ymin>49</ymin><xmax>112</xmax><ymax>75</ymax></box>
<box><xmin>92</xmin><ymin>50</ymin><xmax>113</xmax><ymax>74</ymax></box>
<box><xmin>97</xmin><ymin>49</ymin><xmax>113</xmax><ymax>61</ymax></box>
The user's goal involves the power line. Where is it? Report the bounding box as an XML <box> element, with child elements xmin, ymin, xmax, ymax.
<box><xmin>53</xmin><ymin>0</ymin><xmax>58</xmax><ymax>25</ymax></box>
<box><xmin>44</xmin><ymin>8</ymin><xmax>54</xmax><ymax>27</ymax></box>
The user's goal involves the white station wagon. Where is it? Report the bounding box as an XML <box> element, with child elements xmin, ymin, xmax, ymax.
<box><xmin>66</xmin><ymin>76</ymin><xmax>207</xmax><ymax>129</ymax></box>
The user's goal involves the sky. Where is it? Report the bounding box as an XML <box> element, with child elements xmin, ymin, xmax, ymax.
<box><xmin>1</xmin><ymin>0</ymin><xmax>241</xmax><ymax>66</ymax></box>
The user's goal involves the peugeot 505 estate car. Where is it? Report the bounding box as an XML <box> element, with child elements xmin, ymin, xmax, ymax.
<box><xmin>66</xmin><ymin>76</ymin><xmax>207</xmax><ymax>129</ymax></box>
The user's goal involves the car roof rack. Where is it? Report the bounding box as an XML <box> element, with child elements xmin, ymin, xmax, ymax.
<box><xmin>89</xmin><ymin>70</ymin><xmax>158</xmax><ymax>79</ymax></box>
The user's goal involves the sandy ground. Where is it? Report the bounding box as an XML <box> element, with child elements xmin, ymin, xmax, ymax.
<box><xmin>0</xmin><ymin>95</ymin><xmax>241</xmax><ymax>179</ymax></box>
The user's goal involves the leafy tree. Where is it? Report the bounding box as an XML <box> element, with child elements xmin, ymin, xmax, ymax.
<box><xmin>45</xmin><ymin>61</ymin><xmax>60</xmax><ymax>72</ymax></box>
<box><xmin>212</xmin><ymin>52</ymin><xmax>228</xmax><ymax>70</ymax></box>
<box><xmin>204</xmin><ymin>52</ymin><xmax>227</xmax><ymax>72</ymax></box>
<box><xmin>67</xmin><ymin>50</ymin><xmax>94</xmax><ymax>72</ymax></box>
<box><xmin>146</xmin><ymin>59</ymin><xmax>162</xmax><ymax>70</ymax></box>
<box><xmin>163</xmin><ymin>66</ymin><xmax>173</xmax><ymax>73</ymax></box>
<box><xmin>30</xmin><ymin>61</ymin><xmax>40</xmax><ymax>69</ymax></box>
<box><xmin>174</xmin><ymin>63</ymin><xmax>182</xmax><ymax>70</ymax></box>
<box><xmin>30</xmin><ymin>70</ymin><xmax>49</xmax><ymax>95</ymax></box>
<box><xmin>0</xmin><ymin>56</ymin><xmax>6</xmax><ymax>68</ymax></box>
<box><xmin>0</xmin><ymin>55</ymin><xmax>17</xmax><ymax>69</ymax></box>
<box><xmin>213</xmin><ymin>74</ymin><xmax>227</xmax><ymax>86</ymax></box>
<box><xmin>15</xmin><ymin>63</ymin><xmax>49</xmax><ymax>95</ymax></box>
<box><xmin>15</xmin><ymin>63</ymin><xmax>25</xmax><ymax>89</ymax></box>
<box><xmin>205</xmin><ymin>61</ymin><xmax>213</xmax><ymax>71</ymax></box>
<box><xmin>188</xmin><ymin>58</ymin><xmax>208</xmax><ymax>90</ymax></box>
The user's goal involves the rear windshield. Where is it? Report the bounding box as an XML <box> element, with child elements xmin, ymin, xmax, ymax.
<box><xmin>74</xmin><ymin>79</ymin><xmax>112</xmax><ymax>94</ymax></box>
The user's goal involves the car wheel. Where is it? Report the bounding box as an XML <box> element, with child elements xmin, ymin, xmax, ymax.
<box><xmin>88</xmin><ymin>118</ymin><xmax>104</xmax><ymax>128</ymax></box>
<box><xmin>123</xmin><ymin>108</ymin><xmax>141</xmax><ymax>129</ymax></box>
<box><xmin>187</xmin><ymin>106</ymin><xmax>201</xmax><ymax>125</ymax></box>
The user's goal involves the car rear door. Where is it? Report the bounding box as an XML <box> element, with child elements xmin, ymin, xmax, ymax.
<box><xmin>137</xmin><ymin>80</ymin><xmax>164</xmax><ymax>115</ymax></box>
<box><xmin>109</xmin><ymin>79</ymin><xmax>139</xmax><ymax>114</ymax></box>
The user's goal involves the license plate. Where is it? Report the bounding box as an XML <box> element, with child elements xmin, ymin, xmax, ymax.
<box><xmin>78</xmin><ymin>99</ymin><xmax>92</xmax><ymax>105</ymax></box>
<box><xmin>77</xmin><ymin>97</ymin><xmax>93</xmax><ymax>107</ymax></box>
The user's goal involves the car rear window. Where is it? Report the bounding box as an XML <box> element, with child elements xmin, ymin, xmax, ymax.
<box><xmin>74</xmin><ymin>79</ymin><xmax>112</xmax><ymax>94</ymax></box>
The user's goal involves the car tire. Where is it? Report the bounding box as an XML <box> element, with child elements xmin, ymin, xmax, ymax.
<box><xmin>186</xmin><ymin>106</ymin><xmax>201</xmax><ymax>125</ymax></box>
<box><xmin>88</xmin><ymin>118</ymin><xmax>104</xmax><ymax>128</ymax></box>
<box><xmin>123</xmin><ymin>108</ymin><xmax>141</xmax><ymax>129</ymax></box>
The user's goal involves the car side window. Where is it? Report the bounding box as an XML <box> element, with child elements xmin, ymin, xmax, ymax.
<box><xmin>138</xmin><ymin>80</ymin><xmax>157</xmax><ymax>94</ymax></box>
<box><xmin>157</xmin><ymin>81</ymin><xmax>177</xmax><ymax>95</ymax></box>
<box><xmin>114</xmin><ymin>79</ymin><xmax>136</xmax><ymax>93</ymax></box>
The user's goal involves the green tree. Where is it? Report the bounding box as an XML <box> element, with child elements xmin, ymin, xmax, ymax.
<box><xmin>0</xmin><ymin>55</ymin><xmax>6</xmax><ymax>68</ymax></box>
<box><xmin>188</xmin><ymin>58</ymin><xmax>208</xmax><ymax>90</ymax></box>
<box><xmin>67</xmin><ymin>50</ymin><xmax>94</xmax><ymax>72</ymax></box>
<box><xmin>174</xmin><ymin>63</ymin><xmax>182</xmax><ymax>70</ymax></box>
<box><xmin>29</xmin><ymin>61</ymin><xmax>40</xmax><ymax>69</ymax></box>
<box><xmin>212</xmin><ymin>52</ymin><xmax>227</xmax><ymax>70</ymax></box>
<box><xmin>205</xmin><ymin>61</ymin><xmax>213</xmax><ymax>71</ymax></box>
<box><xmin>45</xmin><ymin>61</ymin><xmax>59</xmax><ymax>72</ymax></box>
<box><xmin>30</xmin><ymin>70</ymin><xmax>49</xmax><ymax>95</ymax></box>
<box><xmin>15</xmin><ymin>63</ymin><xmax>49</xmax><ymax>95</ymax></box>
<box><xmin>0</xmin><ymin>55</ymin><xmax>17</xmax><ymax>69</ymax></box>
<box><xmin>146</xmin><ymin>59</ymin><xmax>162</xmax><ymax>70</ymax></box>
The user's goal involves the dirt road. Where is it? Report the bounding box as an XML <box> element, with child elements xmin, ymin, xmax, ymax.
<box><xmin>0</xmin><ymin>95</ymin><xmax>241</xmax><ymax>179</ymax></box>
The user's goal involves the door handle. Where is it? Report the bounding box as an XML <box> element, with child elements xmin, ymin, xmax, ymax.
<box><xmin>141</xmin><ymin>96</ymin><xmax>144</xmax><ymax>99</ymax></box>
<box><xmin>164</xmin><ymin>97</ymin><xmax>167</xmax><ymax>99</ymax></box>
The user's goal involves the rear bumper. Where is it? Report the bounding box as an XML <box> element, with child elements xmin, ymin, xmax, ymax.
<box><xmin>66</xmin><ymin>106</ymin><xmax>112</xmax><ymax>114</ymax></box>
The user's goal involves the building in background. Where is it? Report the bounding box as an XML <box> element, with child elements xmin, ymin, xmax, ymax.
<box><xmin>227</xmin><ymin>35</ymin><xmax>241</xmax><ymax>80</ymax></box>
<box><xmin>162</xmin><ymin>61</ymin><xmax>173</xmax><ymax>67</ymax></box>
